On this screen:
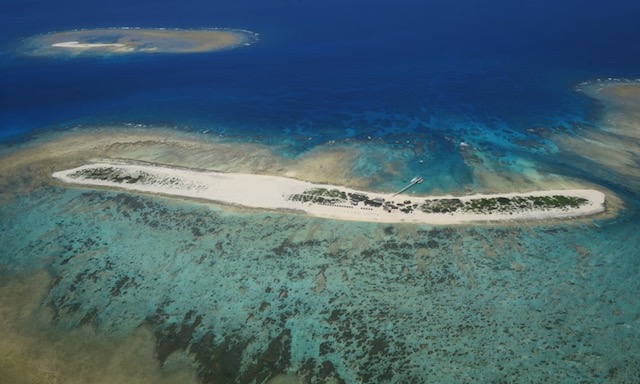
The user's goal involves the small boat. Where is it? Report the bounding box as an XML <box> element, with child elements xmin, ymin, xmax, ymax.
<box><xmin>411</xmin><ymin>177</ymin><xmax>424</xmax><ymax>184</ymax></box>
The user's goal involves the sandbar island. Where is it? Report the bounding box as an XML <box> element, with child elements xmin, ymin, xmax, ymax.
<box><xmin>52</xmin><ymin>160</ymin><xmax>607</xmax><ymax>224</ymax></box>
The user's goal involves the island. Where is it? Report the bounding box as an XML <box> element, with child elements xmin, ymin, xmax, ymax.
<box><xmin>22</xmin><ymin>27</ymin><xmax>258</xmax><ymax>56</ymax></box>
<box><xmin>52</xmin><ymin>160</ymin><xmax>607</xmax><ymax>224</ymax></box>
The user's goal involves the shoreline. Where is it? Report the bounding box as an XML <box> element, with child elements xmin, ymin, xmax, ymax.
<box><xmin>52</xmin><ymin>160</ymin><xmax>607</xmax><ymax>225</ymax></box>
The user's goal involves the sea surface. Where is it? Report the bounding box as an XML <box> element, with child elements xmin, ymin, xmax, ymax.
<box><xmin>1</xmin><ymin>0</ymin><xmax>640</xmax><ymax>383</ymax></box>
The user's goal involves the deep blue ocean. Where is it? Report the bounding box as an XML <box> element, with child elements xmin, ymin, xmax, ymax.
<box><xmin>2</xmin><ymin>1</ymin><xmax>640</xmax><ymax>383</ymax></box>
<box><xmin>3</xmin><ymin>0</ymin><xmax>640</xmax><ymax>145</ymax></box>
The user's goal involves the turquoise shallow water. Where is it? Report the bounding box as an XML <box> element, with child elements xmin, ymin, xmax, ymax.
<box><xmin>2</xmin><ymin>0</ymin><xmax>640</xmax><ymax>380</ymax></box>
<box><xmin>1</xmin><ymin>179</ymin><xmax>639</xmax><ymax>382</ymax></box>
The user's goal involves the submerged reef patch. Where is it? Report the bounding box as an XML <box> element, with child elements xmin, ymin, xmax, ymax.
<box><xmin>557</xmin><ymin>79</ymin><xmax>640</xmax><ymax>193</ymax></box>
<box><xmin>2</xmin><ymin>187</ymin><xmax>639</xmax><ymax>383</ymax></box>
<box><xmin>21</xmin><ymin>27</ymin><xmax>258</xmax><ymax>56</ymax></box>
<box><xmin>0</xmin><ymin>126</ymin><xmax>636</xmax><ymax>383</ymax></box>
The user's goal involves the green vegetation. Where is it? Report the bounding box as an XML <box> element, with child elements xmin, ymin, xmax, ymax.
<box><xmin>72</xmin><ymin>167</ymin><xmax>114</xmax><ymax>179</ymax></box>
<box><xmin>527</xmin><ymin>195</ymin><xmax>588</xmax><ymax>209</ymax></box>
<box><xmin>400</xmin><ymin>205</ymin><xmax>414</xmax><ymax>214</ymax></box>
<box><xmin>421</xmin><ymin>198</ymin><xmax>464</xmax><ymax>214</ymax></box>
<box><xmin>420</xmin><ymin>195</ymin><xmax>588</xmax><ymax>214</ymax></box>
<box><xmin>288</xmin><ymin>188</ymin><xmax>349</xmax><ymax>204</ymax></box>
<box><xmin>289</xmin><ymin>186</ymin><xmax>589</xmax><ymax>215</ymax></box>
<box><xmin>70</xmin><ymin>166</ymin><xmax>181</xmax><ymax>185</ymax></box>
<box><xmin>348</xmin><ymin>192</ymin><xmax>370</xmax><ymax>202</ymax></box>
<box><xmin>72</xmin><ymin>167</ymin><xmax>143</xmax><ymax>184</ymax></box>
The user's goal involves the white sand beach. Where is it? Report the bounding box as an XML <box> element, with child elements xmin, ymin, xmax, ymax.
<box><xmin>52</xmin><ymin>160</ymin><xmax>607</xmax><ymax>224</ymax></box>
<box><xmin>52</xmin><ymin>41</ymin><xmax>128</xmax><ymax>49</ymax></box>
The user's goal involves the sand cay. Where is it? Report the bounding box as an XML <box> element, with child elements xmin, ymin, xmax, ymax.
<box><xmin>22</xmin><ymin>28</ymin><xmax>258</xmax><ymax>56</ymax></box>
<box><xmin>52</xmin><ymin>41</ymin><xmax>131</xmax><ymax>51</ymax></box>
<box><xmin>53</xmin><ymin>160</ymin><xmax>606</xmax><ymax>224</ymax></box>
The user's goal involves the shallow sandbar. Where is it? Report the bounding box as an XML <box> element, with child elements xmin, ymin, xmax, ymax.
<box><xmin>555</xmin><ymin>80</ymin><xmax>640</xmax><ymax>192</ymax></box>
<box><xmin>22</xmin><ymin>28</ymin><xmax>258</xmax><ymax>56</ymax></box>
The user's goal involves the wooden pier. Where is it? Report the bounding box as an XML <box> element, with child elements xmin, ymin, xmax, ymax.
<box><xmin>392</xmin><ymin>177</ymin><xmax>424</xmax><ymax>197</ymax></box>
